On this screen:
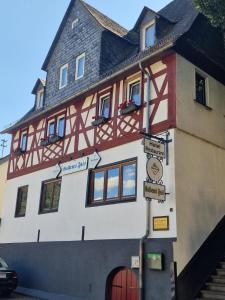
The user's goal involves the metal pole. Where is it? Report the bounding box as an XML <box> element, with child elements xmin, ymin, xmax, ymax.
<box><xmin>139</xmin><ymin>62</ymin><xmax>151</xmax><ymax>300</ymax></box>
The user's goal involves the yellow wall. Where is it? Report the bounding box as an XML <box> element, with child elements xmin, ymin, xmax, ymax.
<box><xmin>174</xmin><ymin>55</ymin><xmax>225</xmax><ymax>274</ymax></box>
<box><xmin>0</xmin><ymin>157</ymin><xmax>9</xmax><ymax>217</ymax></box>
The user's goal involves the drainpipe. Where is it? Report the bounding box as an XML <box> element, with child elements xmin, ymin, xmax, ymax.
<box><xmin>138</xmin><ymin>61</ymin><xmax>151</xmax><ymax>300</ymax></box>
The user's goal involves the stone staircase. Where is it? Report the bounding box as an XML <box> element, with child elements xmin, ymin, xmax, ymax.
<box><xmin>197</xmin><ymin>261</ymin><xmax>225</xmax><ymax>299</ymax></box>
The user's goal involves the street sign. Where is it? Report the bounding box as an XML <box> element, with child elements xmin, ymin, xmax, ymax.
<box><xmin>88</xmin><ymin>151</ymin><xmax>101</xmax><ymax>169</ymax></box>
<box><xmin>61</xmin><ymin>157</ymin><xmax>88</xmax><ymax>176</ymax></box>
<box><xmin>53</xmin><ymin>151</ymin><xmax>101</xmax><ymax>177</ymax></box>
<box><xmin>144</xmin><ymin>182</ymin><xmax>166</xmax><ymax>201</ymax></box>
<box><xmin>146</xmin><ymin>157</ymin><xmax>163</xmax><ymax>182</ymax></box>
<box><xmin>144</xmin><ymin>139</ymin><xmax>165</xmax><ymax>159</ymax></box>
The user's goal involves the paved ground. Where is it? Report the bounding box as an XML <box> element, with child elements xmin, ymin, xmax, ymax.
<box><xmin>0</xmin><ymin>294</ymin><xmax>40</xmax><ymax>299</ymax></box>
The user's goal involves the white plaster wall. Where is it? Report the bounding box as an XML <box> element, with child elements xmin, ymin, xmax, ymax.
<box><xmin>176</xmin><ymin>54</ymin><xmax>225</xmax><ymax>149</ymax></box>
<box><xmin>174</xmin><ymin>55</ymin><xmax>225</xmax><ymax>274</ymax></box>
<box><xmin>173</xmin><ymin>129</ymin><xmax>225</xmax><ymax>274</ymax></box>
<box><xmin>0</xmin><ymin>132</ymin><xmax>176</xmax><ymax>243</ymax></box>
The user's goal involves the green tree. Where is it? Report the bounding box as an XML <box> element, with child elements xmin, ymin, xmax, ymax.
<box><xmin>193</xmin><ymin>0</ymin><xmax>225</xmax><ymax>38</ymax></box>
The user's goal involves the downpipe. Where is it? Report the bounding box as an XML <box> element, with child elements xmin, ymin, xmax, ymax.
<box><xmin>138</xmin><ymin>62</ymin><xmax>151</xmax><ymax>300</ymax></box>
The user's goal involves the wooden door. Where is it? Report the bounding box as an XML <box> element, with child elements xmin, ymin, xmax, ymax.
<box><xmin>111</xmin><ymin>268</ymin><xmax>139</xmax><ymax>300</ymax></box>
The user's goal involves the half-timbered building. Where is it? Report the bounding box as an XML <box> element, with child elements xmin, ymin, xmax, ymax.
<box><xmin>0</xmin><ymin>0</ymin><xmax>225</xmax><ymax>299</ymax></box>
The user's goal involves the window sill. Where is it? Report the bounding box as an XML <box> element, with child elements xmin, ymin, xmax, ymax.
<box><xmin>40</xmin><ymin>135</ymin><xmax>64</xmax><ymax>147</ymax></box>
<box><xmin>15</xmin><ymin>214</ymin><xmax>26</xmax><ymax>218</ymax></box>
<box><xmin>120</xmin><ymin>103</ymin><xmax>141</xmax><ymax>115</ymax></box>
<box><xmin>86</xmin><ymin>197</ymin><xmax>136</xmax><ymax>207</ymax></box>
<box><xmin>39</xmin><ymin>209</ymin><xmax>59</xmax><ymax>215</ymax></box>
<box><xmin>92</xmin><ymin>116</ymin><xmax>109</xmax><ymax>126</ymax></box>
<box><xmin>193</xmin><ymin>99</ymin><xmax>212</xmax><ymax>111</ymax></box>
<box><xmin>14</xmin><ymin>148</ymin><xmax>26</xmax><ymax>156</ymax></box>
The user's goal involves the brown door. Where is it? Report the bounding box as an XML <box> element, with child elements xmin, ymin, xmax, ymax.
<box><xmin>111</xmin><ymin>268</ymin><xmax>139</xmax><ymax>300</ymax></box>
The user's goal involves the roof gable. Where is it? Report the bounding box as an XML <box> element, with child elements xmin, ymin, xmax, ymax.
<box><xmin>42</xmin><ymin>0</ymin><xmax>129</xmax><ymax>71</ymax></box>
<box><xmin>32</xmin><ymin>79</ymin><xmax>46</xmax><ymax>95</ymax></box>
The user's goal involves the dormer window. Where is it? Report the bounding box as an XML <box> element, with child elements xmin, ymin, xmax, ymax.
<box><xmin>142</xmin><ymin>21</ymin><xmax>156</xmax><ymax>50</ymax></box>
<box><xmin>36</xmin><ymin>90</ymin><xmax>44</xmax><ymax>109</ymax></box>
<box><xmin>59</xmin><ymin>64</ymin><xmax>68</xmax><ymax>89</ymax></box>
<box><xmin>75</xmin><ymin>53</ymin><xmax>85</xmax><ymax>80</ymax></box>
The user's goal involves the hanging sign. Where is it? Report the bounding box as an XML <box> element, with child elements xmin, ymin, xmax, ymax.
<box><xmin>146</xmin><ymin>157</ymin><xmax>163</xmax><ymax>182</ymax></box>
<box><xmin>144</xmin><ymin>182</ymin><xmax>166</xmax><ymax>201</ymax></box>
<box><xmin>144</xmin><ymin>139</ymin><xmax>165</xmax><ymax>159</ymax></box>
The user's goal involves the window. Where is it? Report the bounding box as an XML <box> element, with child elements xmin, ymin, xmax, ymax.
<box><xmin>128</xmin><ymin>81</ymin><xmax>141</xmax><ymax>105</ymax></box>
<box><xmin>39</xmin><ymin>179</ymin><xmax>61</xmax><ymax>214</ymax></box>
<box><xmin>88</xmin><ymin>159</ymin><xmax>137</xmax><ymax>206</ymax></box>
<box><xmin>142</xmin><ymin>21</ymin><xmax>156</xmax><ymax>49</ymax></box>
<box><xmin>72</xmin><ymin>18</ymin><xmax>79</xmax><ymax>29</ymax></box>
<box><xmin>75</xmin><ymin>53</ymin><xmax>85</xmax><ymax>80</ymax></box>
<box><xmin>36</xmin><ymin>90</ymin><xmax>44</xmax><ymax>109</ymax></box>
<box><xmin>59</xmin><ymin>64</ymin><xmax>68</xmax><ymax>89</ymax></box>
<box><xmin>57</xmin><ymin>117</ymin><xmax>65</xmax><ymax>138</ymax></box>
<box><xmin>47</xmin><ymin>116</ymin><xmax>66</xmax><ymax>139</ymax></box>
<box><xmin>20</xmin><ymin>132</ymin><xmax>27</xmax><ymax>152</ymax></box>
<box><xmin>48</xmin><ymin>121</ymin><xmax>55</xmax><ymax>137</ymax></box>
<box><xmin>195</xmin><ymin>72</ymin><xmax>207</xmax><ymax>106</ymax></box>
<box><xmin>99</xmin><ymin>95</ymin><xmax>110</xmax><ymax>119</ymax></box>
<box><xmin>15</xmin><ymin>186</ymin><xmax>28</xmax><ymax>217</ymax></box>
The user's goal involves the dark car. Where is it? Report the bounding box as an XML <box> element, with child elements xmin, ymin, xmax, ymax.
<box><xmin>0</xmin><ymin>257</ymin><xmax>18</xmax><ymax>296</ymax></box>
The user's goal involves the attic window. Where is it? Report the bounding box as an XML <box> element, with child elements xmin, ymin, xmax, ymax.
<box><xmin>142</xmin><ymin>21</ymin><xmax>156</xmax><ymax>49</ymax></box>
<box><xmin>36</xmin><ymin>90</ymin><xmax>44</xmax><ymax>109</ymax></box>
<box><xmin>72</xmin><ymin>18</ymin><xmax>79</xmax><ymax>29</ymax></box>
<box><xmin>59</xmin><ymin>64</ymin><xmax>68</xmax><ymax>89</ymax></box>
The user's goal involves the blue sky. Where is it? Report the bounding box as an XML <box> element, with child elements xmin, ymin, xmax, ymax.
<box><xmin>0</xmin><ymin>0</ymin><xmax>171</xmax><ymax>156</ymax></box>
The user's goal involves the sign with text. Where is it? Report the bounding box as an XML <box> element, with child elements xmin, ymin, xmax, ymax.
<box><xmin>147</xmin><ymin>157</ymin><xmax>163</xmax><ymax>182</ymax></box>
<box><xmin>143</xmin><ymin>182</ymin><xmax>166</xmax><ymax>201</ymax></box>
<box><xmin>153</xmin><ymin>216</ymin><xmax>169</xmax><ymax>231</ymax></box>
<box><xmin>144</xmin><ymin>139</ymin><xmax>165</xmax><ymax>159</ymax></box>
<box><xmin>131</xmin><ymin>256</ymin><xmax>140</xmax><ymax>269</ymax></box>
<box><xmin>61</xmin><ymin>157</ymin><xmax>88</xmax><ymax>176</ymax></box>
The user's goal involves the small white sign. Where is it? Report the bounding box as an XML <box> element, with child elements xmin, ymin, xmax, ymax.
<box><xmin>144</xmin><ymin>182</ymin><xmax>166</xmax><ymax>201</ymax></box>
<box><xmin>89</xmin><ymin>152</ymin><xmax>101</xmax><ymax>169</ymax></box>
<box><xmin>144</xmin><ymin>139</ymin><xmax>165</xmax><ymax>159</ymax></box>
<box><xmin>131</xmin><ymin>256</ymin><xmax>140</xmax><ymax>269</ymax></box>
<box><xmin>147</xmin><ymin>157</ymin><xmax>163</xmax><ymax>182</ymax></box>
<box><xmin>61</xmin><ymin>157</ymin><xmax>88</xmax><ymax>176</ymax></box>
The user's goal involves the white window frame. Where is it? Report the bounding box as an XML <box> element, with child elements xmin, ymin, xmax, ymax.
<box><xmin>99</xmin><ymin>93</ymin><xmax>110</xmax><ymax>118</ymax></box>
<box><xmin>59</xmin><ymin>64</ymin><xmax>68</xmax><ymax>89</ymax></box>
<box><xmin>36</xmin><ymin>89</ymin><xmax>44</xmax><ymax>109</ymax></box>
<box><xmin>75</xmin><ymin>53</ymin><xmax>85</xmax><ymax>80</ymax></box>
<box><xmin>141</xmin><ymin>20</ymin><xmax>156</xmax><ymax>50</ymax></box>
<box><xmin>127</xmin><ymin>79</ymin><xmax>141</xmax><ymax>104</ymax></box>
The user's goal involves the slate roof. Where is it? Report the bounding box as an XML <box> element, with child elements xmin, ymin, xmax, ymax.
<box><xmin>81</xmin><ymin>1</ymin><xmax>128</xmax><ymax>38</ymax></box>
<box><xmin>2</xmin><ymin>0</ymin><xmax>225</xmax><ymax>134</ymax></box>
<box><xmin>32</xmin><ymin>78</ymin><xmax>46</xmax><ymax>95</ymax></box>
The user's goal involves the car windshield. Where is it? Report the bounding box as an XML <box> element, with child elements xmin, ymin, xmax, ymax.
<box><xmin>0</xmin><ymin>258</ymin><xmax>8</xmax><ymax>268</ymax></box>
